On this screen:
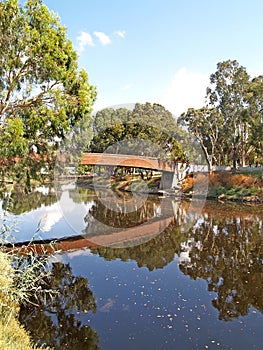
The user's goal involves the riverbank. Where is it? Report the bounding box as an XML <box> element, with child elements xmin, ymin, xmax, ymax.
<box><xmin>183</xmin><ymin>170</ymin><xmax>263</xmax><ymax>202</ymax></box>
<box><xmin>77</xmin><ymin>170</ymin><xmax>263</xmax><ymax>203</ymax></box>
<box><xmin>0</xmin><ymin>252</ymin><xmax>44</xmax><ymax>350</ymax></box>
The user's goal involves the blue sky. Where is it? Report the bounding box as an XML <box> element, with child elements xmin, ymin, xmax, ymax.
<box><xmin>43</xmin><ymin>0</ymin><xmax>263</xmax><ymax>117</ymax></box>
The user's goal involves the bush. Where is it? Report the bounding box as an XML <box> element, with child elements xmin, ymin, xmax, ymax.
<box><xmin>183</xmin><ymin>171</ymin><xmax>263</xmax><ymax>201</ymax></box>
<box><xmin>0</xmin><ymin>214</ymin><xmax>54</xmax><ymax>349</ymax></box>
<box><xmin>0</xmin><ymin>252</ymin><xmax>44</xmax><ymax>350</ymax></box>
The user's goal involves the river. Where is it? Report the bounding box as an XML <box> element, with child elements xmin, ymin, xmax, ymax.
<box><xmin>0</xmin><ymin>183</ymin><xmax>262</xmax><ymax>350</ymax></box>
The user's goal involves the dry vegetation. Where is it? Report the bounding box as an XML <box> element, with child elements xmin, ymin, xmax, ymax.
<box><xmin>0</xmin><ymin>252</ymin><xmax>43</xmax><ymax>350</ymax></box>
<box><xmin>209</xmin><ymin>171</ymin><xmax>263</xmax><ymax>188</ymax></box>
<box><xmin>182</xmin><ymin>171</ymin><xmax>263</xmax><ymax>202</ymax></box>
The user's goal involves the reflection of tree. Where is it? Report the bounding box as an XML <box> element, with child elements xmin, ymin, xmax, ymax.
<box><xmin>19</xmin><ymin>262</ymin><xmax>100</xmax><ymax>350</ymax></box>
<box><xmin>84</xmin><ymin>195</ymin><xmax>163</xmax><ymax>230</ymax></box>
<box><xmin>88</xmin><ymin>200</ymin><xmax>191</xmax><ymax>270</ymax></box>
<box><xmin>91</xmin><ymin>199</ymin><xmax>262</xmax><ymax>321</ymax></box>
<box><xmin>92</xmin><ymin>221</ymin><xmax>187</xmax><ymax>271</ymax></box>
<box><xmin>179</xmin><ymin>209</ymin><xmax>263</xmax><ymax>321</ymax></box>
<box><xmin>68</xmin><ymin>186</ymin><xmax>96</xmax><ymax>204</ymax></box>
<box><xmin>1</xmin><ymin>186</ymin><xmax>59</xmax><ymax>215</ymax></box>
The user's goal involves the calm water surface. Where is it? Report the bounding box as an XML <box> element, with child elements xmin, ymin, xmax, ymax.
<box><xmin>1</xmin><ymin>184</ymin><xmax>262</xmax><ymax>350</ymax></box>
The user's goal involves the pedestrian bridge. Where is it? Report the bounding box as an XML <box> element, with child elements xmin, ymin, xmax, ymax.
<box><xmin>80</xmin><ymin>153</ymin><xmax>191</xmax><ymax>190</ymax></box>
<box><xmin>81</xmin><ymin>153</ymin><xmax>176</xmax><ymax>172</ymax></box>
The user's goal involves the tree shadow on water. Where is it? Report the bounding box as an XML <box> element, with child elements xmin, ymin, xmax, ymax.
<box><xmin>19</xmin><ymin>262</ymin><xmax>100</xmax><ymax>350</ymax></box>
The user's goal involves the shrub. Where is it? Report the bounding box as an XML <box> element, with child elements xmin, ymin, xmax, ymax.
<box><xmin>183</xmin><ymin>171</ymin><xmax>263</xmax><ymax>200</ymax></box>
<box><xmin>0</xmin><ymin>214</ymin><xmax>54</xmax><ymax>349</ymax></box>
<box><xmin>0</xmin><ymin>252</ymin><xmax>44</xmax><ymax>350</ymax></box>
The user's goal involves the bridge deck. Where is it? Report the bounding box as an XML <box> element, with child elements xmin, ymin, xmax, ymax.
<box><xmin>81</xmin><ymin>153</ymin><xmax>175</xmax><ymax>172</ymax></box>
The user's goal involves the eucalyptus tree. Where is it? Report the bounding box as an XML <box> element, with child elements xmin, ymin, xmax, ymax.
<box><xmin>0</xmin><ymin>0</ymin><xmax>96</xmax><ymax>180</ymax></box>
<box><xmin>178</xmin><ymin>107</ymin><xmax>223</xmax><ymax>170</ymax></box>
<box><xmin>90</xmin><ymin>103</ymin><xmax>185</xmax><ymax>160</ymax></box>
<box><xmin>247</xmin><ymin>76</ymin><xmax>263</xmax><ymax>173</ymax></box>
<box><xmin>206</xmin><ymin>60</ymin><xmax>250</xmax><ymax>168</ymax></box>
<box><xmin>93</xmin><ymin>107</ymin><xmax>131</xmax><ymax>133</ymax></box>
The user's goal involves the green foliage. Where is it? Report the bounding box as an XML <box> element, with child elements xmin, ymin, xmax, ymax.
<box><xmin>180</xmin><ymin>59</ymin><xmax>263</xmax><ymax>168</ymax></box>
<box><xmin>0</xmin><ymin>251</ymin><xmax>46</xmax><ymax>350</ymax></box>
<box><xmin>236</xmin><ymin>169</ymin><xmax>262</xmax><ymax>178</ymax></box>
<box><xmin>0</xmin><ymin>208</ymin><xmax>57</xmax><ymax>349</ymax></box>
<box><xmin>0</xmin><ymin>212</ymin><xmax>55</xmax><ymax>305</ymax></box>
<box><xmin>90</xmin><ymin>103</ymin><xmax>186</xmax><ymax>161</ymax></box>
<box><xmin>208</xmin><ymin>185</ymin><xmax>259</xmax><ymax>200</ymax></box>
<box><xmin>0</xmin><ymin>0</ymin><xmax>96</xmax><ymax>180</ymax></box>
<box><xmin>0</xmin><ymin>117</ymin><xmax>28</xmax><ymax>157</ymax></box>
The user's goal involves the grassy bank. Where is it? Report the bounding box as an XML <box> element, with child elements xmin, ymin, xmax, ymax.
<box><xmin>0</xmin><ymin>252</ymin><xmax>43</xmax><ymax>350</ymax></box>
<box><xmin>76</xmin><ymin>171</ymin><xmax>263</xmax><ymax>202</ymax></box>
<box><xmin>183</xmin><ymin>171</ymin><xmax>263</xmax><ymax>202</ymax></box>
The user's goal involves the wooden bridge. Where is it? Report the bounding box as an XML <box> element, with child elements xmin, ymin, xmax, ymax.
<box><xmin>80</xmin><ymin>153</ymin><xmax>189</xmax><ymax>189</ymax></box>
<box><xmin>81</xmin><ymin>153</ymin><xmax>176</xmax><ymax>172</ymax></box>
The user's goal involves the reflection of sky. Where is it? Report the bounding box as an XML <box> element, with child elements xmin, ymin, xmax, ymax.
<box><xmin>0</xmin><ymin>187</ymin><xmax>94</xmax><ymax>243</ymax></box>
<box><xmin>58</xmin><ymin>189</ymin><xmax>94</xmax><ymax>236</ymax></box>
<box><xmin>49</xmin><ymin>248</ymin><xmax>93</xmax><ymax>265</ymax></box>
<box><xmin>1</xmin><ymin>202</ymin><xmax>72</xmax><ymax>242</ymax></box>
<box><xmin>38</xmin><ymin>204</ymin><xmax>63</xmax><ymax>232</ymax></box>
<box><xmin>35</xmin><ymin>186</ymin><xmax>50</xmax><ymax>195</ymax></box>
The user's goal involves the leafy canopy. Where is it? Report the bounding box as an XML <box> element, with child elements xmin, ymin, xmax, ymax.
<box><xmin>90</xmin><ymin>103</ymin><xmax>186</xmax><ymax>161</ymax></box>
<box><xmin>0</xmin><ymin>0</ymin><xmax>96</xmax><ymax>174</ymax></box>
<box><xmin>180</xmin><ymin>60</ymin><xmax>263</xmax><ymax>169</ymax></box>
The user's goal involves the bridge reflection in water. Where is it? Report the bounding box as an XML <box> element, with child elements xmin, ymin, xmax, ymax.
<box><xmin>10</xmin><ymin>184</ymin><xmax>201</xmax><ymax>254</ymax></box>
<box><xmin>14</xmin><ymin>186</ymin><xmax>263</xmax><ymax>349</ymax></box>
<box><xmin>14</xmin><ymin>189</ymin><xmax>263</xmax><ymax>350</ymax></box>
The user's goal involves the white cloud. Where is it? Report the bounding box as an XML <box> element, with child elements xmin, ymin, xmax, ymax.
<box><xmin>121</xmin><ymin>83</ymin><xmax>133</xmax><ymax>91</ymax></box>
<box><xmin>99</xmin><ymin>298</ymin><xmax>115</xmax><ymax>312</ymax></box>
<box><xmin>160</xmin><ymin>67</ymin><xmax>210</xmax><ymax>117</ymax></box>
<box><xmin>66</xmin><ymin>248</ymin><xmax>93</xmax><ymax>259</ymax></box>
<box><xmin>76</xmin><ymin>30</ymin><xmax>123</xmax><ymax>51</ymax></box>
<box><xmin>116</xmin><ymin>30</ymin><xmax>126</xmax><ymax>38</ymax></box>
<box><xmin>77</xmin><ymin>31</ymin><xmax>94</xmax><ymax>53</ymax></box>
<box><xmin>40</xmin><ymin>205</ymin><xmax>63</xmax><ymax>232</ymax></box>
<box><xmin>94</xmin><ymin>31</ymin><xmax>111</xmax><ymax>45</ymax></box>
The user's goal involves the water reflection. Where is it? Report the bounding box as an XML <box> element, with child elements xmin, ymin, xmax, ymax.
<box><xmin>179</xmin><ymin>202</ymin><xmax>263</xmax><ymax>321</ymax></box>
<box><xmin>1</xmin><ymin>184</ymin><xmax>195</xmax><ymax>246</ymax></box>
<box><xmin>0</xmin><ymin>185</ymin><xmax>58</xmax><ymax>215</ymax></box>
<box><xmin>1</xmin><ymin>185</ymin><xmax>263</xmax><ymax>348</ymax></box>
<box><xmin>19</xmin><ymin>262</ymin><xmax>100</xmax><ymax>350</ymax></box>
<box><xmin>90</xmin><ymin>201</ymin><xmax>263</xmax><ymax>321</ymax></box>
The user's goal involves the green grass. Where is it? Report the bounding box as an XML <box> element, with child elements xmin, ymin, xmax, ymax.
<box><xmin>236</xmin><ymin>169</ymin><xmax>263</xmax><ymax>179</ymax></box>
<box><xmin>0</xmin><ymin>214</ymin><xmax>55</xmax><ymax>350</ymax></box>
<box><xmin>208</xmin><ymin>185</ymin><xmax>260</xmax><ymax>200</ymax></box>
<box><xmin>0</xmin><ymin>252</ymin><xmax>47</xmax><ymax>350</ymax></box>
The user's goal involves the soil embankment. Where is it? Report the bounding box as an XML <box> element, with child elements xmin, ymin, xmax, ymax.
<box><xmin>182</xmin><ymin>170</ymin><xmax>263</xmax><ymax>202</ymax></box>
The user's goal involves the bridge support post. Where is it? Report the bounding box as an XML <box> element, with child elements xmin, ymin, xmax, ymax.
<box><xmin>159</xmin><ymin>170</ymin><xmax>176</xmax><ymax>190</ymax></box>
<box><xmin>160</xmin><ymin>164</ymin><xmax>181</xmax><ymax>191</ymax></box>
